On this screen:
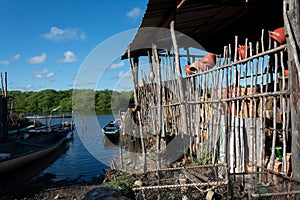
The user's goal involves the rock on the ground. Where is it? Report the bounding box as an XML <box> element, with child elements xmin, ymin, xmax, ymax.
<box><xmin>83</xmin><ymin>187</ymin><xmax>131</xmax><ymax>200</ymax></box>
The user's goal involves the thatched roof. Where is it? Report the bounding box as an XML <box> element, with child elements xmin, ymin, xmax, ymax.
<box><xmin>122</xmin><ymin>0</ymin><xmax>283</xmax><ymax>59</ymax></box>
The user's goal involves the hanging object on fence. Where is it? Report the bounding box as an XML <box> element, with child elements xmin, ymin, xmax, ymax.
<box><xmin>238</xmin><ymin>45</ymin><xmax>250</xmax><ymax>59</ymax></box>
<box><xmin>184</xmin><ymin>63</ymin><xmax>198</xmax><ymax>75</ymax></box>
<box><xmin>184</xmin><ymin>53</ymin><xmax>216</xmax><ymax>75</ymax></box>
<box><xmin>200</xmin><ymin>53</ymin><xmax>216</xmax><ymax>66</ymax></box>
<box><xmin>284</xmin><ymin>69</ymin><xmax>289</xmax><ymax>77</ymax></box>
<box><xmin>269</xmin><ymin>27</ymin><xmax>286</xmax><ymax>44</ymax></box>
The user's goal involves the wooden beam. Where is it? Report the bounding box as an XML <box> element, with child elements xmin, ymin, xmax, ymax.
<box><xmin>284</xmin><ymin>0</ymin><xmax>300</xmax><ymax>182</ymax></box>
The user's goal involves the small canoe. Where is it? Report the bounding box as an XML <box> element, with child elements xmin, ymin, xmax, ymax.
<box><xmin>102</xmin><ymin>120</ymin><xmax>119</xmax><ymax>140</ymax></box>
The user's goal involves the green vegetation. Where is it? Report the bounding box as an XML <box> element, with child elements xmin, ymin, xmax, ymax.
<box><xmin>8</xmin><ymin>89</ymin><xmax>133</xmax><ymax>115</ymax></box>
<box><xmin>104</xmin><ymin>172</ymin><xmax>141</xmax><ymax>196</ymax></box>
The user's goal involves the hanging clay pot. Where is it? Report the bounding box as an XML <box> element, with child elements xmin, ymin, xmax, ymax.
<box><xmin>200</xmin><ymin>53</ymin><xmax>216</xmax><ymax>66</ymax></box>
<box><xmin>184</xmin><ymin>64</ymin><xmax>198</xmax><ymax>75</ymax></box>
<box><xmin>197</xmin><ymin>61</ymin><xmax>206</xmax><ymax>71</ymax></box>
<box><xmin>269</xmin><ymin>27</ymin><xmax>286</xmax><ymax>44</ymax></box>
<box><xmin>238</xmin><ymin>45</ymin><xmax>250</xmax><ymax>59</ymax></box>
<box><xmin>284</xmin><ymin>69</ymin><xmax>289</xmax><ymax>77</ymax></box>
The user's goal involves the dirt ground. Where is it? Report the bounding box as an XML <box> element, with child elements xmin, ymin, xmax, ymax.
<box><xmin>0</xmin><ymin>168</ymin><xmax>135</xmax><ymax>200</ymax></box>
<box><xmin>0</xmin><ymin>172</ymin><xmax>105</xmax><ymax>200</ymax></box>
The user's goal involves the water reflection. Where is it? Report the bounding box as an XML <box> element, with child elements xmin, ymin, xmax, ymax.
<box><xmin>102</xmin><ymin>136</ymin><xmax>120</xmax><ymax>149</ymax></box>
<box><xmin>1</xmin><ymin>114</ymin><xmax>121</xmax><ymax>183</ymax></box>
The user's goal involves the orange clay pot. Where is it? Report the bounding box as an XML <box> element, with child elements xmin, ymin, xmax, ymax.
<box><xmin>197</xmin><ymin>61</ymin><xmax>206</xmax><ymax>71</ymax></box>
<box><xmin>200</xmin><ymin>53</ymin><xmax>216</xmax><ymax>66</ymax></box>
<box><xmin>284</xmin><ymin>69</ymin><xmax>289</xmax><ymax>77</ymax></box>
<box><xmin>184</xmin><ymin>65</ymin><xmax>198</xmax><ymax>75</ymax></box>
<box><xmin>269</xmin><ymin>27</ymin><xmax>286</xmax><ymax>44</ymax></box>
<box><xmin>238</xmin><ymin>45</ymin><xmax>250</xmax><ymax>59</ymax></box>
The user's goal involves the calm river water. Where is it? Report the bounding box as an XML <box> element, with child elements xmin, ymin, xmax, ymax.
<box><xmin>1</xmin><ymin>114</ymin><xmax>121</xmax><ymax>183</ymax></box>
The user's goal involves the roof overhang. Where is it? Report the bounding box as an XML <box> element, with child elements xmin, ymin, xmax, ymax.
<box><xmin>122</xmin><ymin>0</ymin><xmax>283</xmax><ymax>59</ymax></box>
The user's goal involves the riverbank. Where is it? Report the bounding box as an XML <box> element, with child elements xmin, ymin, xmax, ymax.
<box><xmin>0</xmin><ymin>172</ymin><xmax>104</xmax><ymax>200</ymax></box>
<box><xmin>0</xmin><ymin>168</ymin><xmax>135</xmax><ymax>200</ymax></box>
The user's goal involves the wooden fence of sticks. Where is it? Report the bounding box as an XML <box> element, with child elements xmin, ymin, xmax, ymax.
<box><xmin>116</xmin><ymin>21</ymin><xmax>300</xmax><ymax>198</ymax></box>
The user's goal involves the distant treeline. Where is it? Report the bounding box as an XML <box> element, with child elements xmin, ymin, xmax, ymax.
<box><xmin>7</xmin><ymin>89</ymin><xmax>134</xmax><ymax>115</ymax></box>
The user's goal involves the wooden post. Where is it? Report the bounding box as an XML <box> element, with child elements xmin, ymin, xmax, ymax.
<box><xmin>170</xmin><ymin>21</ymin><xmax>189</xmax><ymax>138</ymax></box>
<box><xmin>137</xmin><ymin>111</ymin><xmax>147</xmax><ymax>173</ymax></box>
<box><xmin>284</xmin><ymin>0</ymin><xmax>300</xmax><ymax>181</ymax></box>
<box><xmin>153</xmin><ymin>44</ymin><xmax>162</xmax><ymax>169</ymax></box>
<box><xmin>127</xmin><ymin>46</ymin><xmax>139</xmax><ymax>106</ymax></box>
<box><xmin>0</xmin><ymin>72</ymin><xmax>8</xmax><ymax>143</ymax></box>
<box><xmin>269</xmin><ymin>41</ymin><xmax>278</xmax><ymax>183</ymax></box>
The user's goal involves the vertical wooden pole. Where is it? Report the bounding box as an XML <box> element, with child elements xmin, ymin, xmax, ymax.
<box><xmin>269</xmin><ymin>41</ymin><xmax>278</xmax><ymax>183</ymax></box>
<box><xmin>280</xmin><ymin>51</ymin><xmax>287</xmax><ymax>174</ymax></box>
<box><xmin>170</xmin><ymin>21</ymin><xmax>189</xmax><ymax>137</ymax></box>
<box><xmin>127</xmin><ymin>46</ymin><xmax>139</xmax><ymax>106</ymax></box>
<box><xmin>137</xmin><ymin>111</ymin><xmax>147</xmax><ymax>173</ymax></box>
<box><xmin>153</xmin><ymin>44</ymin><xmax>162</xmax><ymax>169</ymax></box>
<box><xmin>284</xmin><ymin>0</ymin><xmax>300</xmax><ymax>181</ymax></box>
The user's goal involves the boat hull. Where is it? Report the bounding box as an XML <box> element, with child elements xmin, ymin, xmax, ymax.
<box><xmin>0</xmin><ymin>133</ymin><xmax>66</xmax><ymax>173</ymax></box>
<box><xmin>102</xmin><ymin>120</ymin><xmax>119</xmax><ymax>140</ymax></box>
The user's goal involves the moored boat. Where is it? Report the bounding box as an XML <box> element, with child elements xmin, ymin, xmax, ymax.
<box><xmin>0</xmin><ymin>132</ymin><xmax>68</xmax><ymax>173</ymax></box>
<box><xmin>26</xmin><ymin>121</ymin><xmax>75</xmax><ymax>138</ymax></box>
<box><xmin>102</xmin><ymin>120</ymin><xmax>119</xmax><ymax>140</ymax></box>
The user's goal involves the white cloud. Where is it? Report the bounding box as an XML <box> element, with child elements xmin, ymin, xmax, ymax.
<box><xmin>0</xmin><ymin>54</ymin><xmax>20</xmax><ymax>66</ymax></box>
<box><xmin>11</xmin><ymin>84</ymin><xmax>33</xmax><ymax>91</ymax></box>
<box><xmin>109</xmin><ymin>61</ymin><xmax>125</xmax><ymax>70</ymax></box>
<box><xmin>41</xmin><ymin>27</ymin><xmax>86</xmax><ymax>42</ymax></box>
<box><xmin>12</xmin><ymin>54</ymin><xmax>20</xmax><ymax>60</ymax></box>
<box><xmin>0</xmin><ymin>60</ymin><xmax>10</xmax><ymax>66</ymax></box>
<box><xmin>34</xmin><ymin>69</ymin><xmax>54</xmax><ymax>79</ymax></box>
<box><xmin>58</xmin><ymin>50</ymin><xmax>77</xmax><ymax>63</ymax></box>
<box><xmin>116</xmin><ymin>71</ymin><xmax>132</xmax><ymax>79</ymax></box>
<box><xmin>126</xmin><ymin>7</ymin><xmax>143</xmax><ymax>20</ymax></box>
<box><xmin>28</xmin><ymin>53</ymin><xmax>46</xmax><ymax>64</ymax></box>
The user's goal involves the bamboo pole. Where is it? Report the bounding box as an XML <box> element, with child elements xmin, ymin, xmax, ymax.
<box><xmin>223</xmin><ymin>45</ymin><xmax>229</xmax><ymax>170</ymax></box>
<box><xmin>195</xmin><ymin>75</ymin><xmax>201</xmax><ymax>160</ymax></box>
<box><xmin>269</xmin><ymin>41</ymin><xmax>279</xmax><ymax>183</ymax></box>
<box><xmin>280</xmin><ymin>50</ymin><xmax>287</xmax><ymax>174</ymax></box>
<box><xmin>137</xmin><ymin>110</ymin><xmax>147</xmax><ymax>173</ymax></box>
<box><xmin>233</xmin><ymin>36</ymin><xmax>241</xmax><ymax>173</ymax></box>
<box><xmin>170</xmin><ymin>21</ymin><xmax>189</xmax><ymax>136</ymax></box>
<box><xmin>153</xmin><ymin>44</ymin><xmax>162</xmax><ymax>170</ymax></box>
<box><xmin>249</xmin><ymin>42</ymin><xmax>256</xmax><ymax>174</ymax></box>
<box><xmin>259</xmin><ymin>29</ymin><xmax>266</xmax><ymax>182</ymax></box>
<box><xmin>127</xmin><ymin>46</ymin><xmax>139</xmax><ymax>106</ymax></box>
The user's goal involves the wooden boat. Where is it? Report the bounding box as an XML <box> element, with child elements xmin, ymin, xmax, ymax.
<box><xmin>26</xmin><ymin>121</ymin><xmax>74</xmax><ymax>137</ymax></box>
<box><xmin>7</xmin><ymin>124</ymin><xmax>35</xmax><ymax>140</ymax></box>
<box><xmin>102</xmin><ymin>120</ymin><xmax>119</xmax><ymax>140</ymax></box>
<box><xmin>0</xmin><ymin>132</ymin><xmax>68</xmax><ymax>173</ymax></box>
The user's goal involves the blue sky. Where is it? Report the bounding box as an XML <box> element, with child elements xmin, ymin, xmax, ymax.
<box><xmin>0</xmin><ymin>0</ymin><xmax>147</xmax><ymax>91</ymax></box>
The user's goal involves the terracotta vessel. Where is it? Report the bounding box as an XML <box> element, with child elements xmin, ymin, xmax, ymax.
<box><xmin>269</xmin><ymin>27</ymin><xmax>286</xmax><ymax>44</ymax></box>
<box><xmin>184</xmin><ymin>64</ymin><xmax>198</xmax><ymax>75</ymax></box>
<box><xmin>197</xmin><ymin>61</ymin><xmax>206</xmax><ymax>71</ymax></box>
<box><xmin>284</xmin><ymin>69</ymin><xmax>289</xmax><ymax>77</ymax></box>
<box><xmin>238</xmin><ymin>45</ymin><xmax>250</xmax><ymax>59</ymax></box>
<box><xmin>200</xmin><ymin>53</ymin><xmax>216</xmax><ymax>66</ymax></box>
